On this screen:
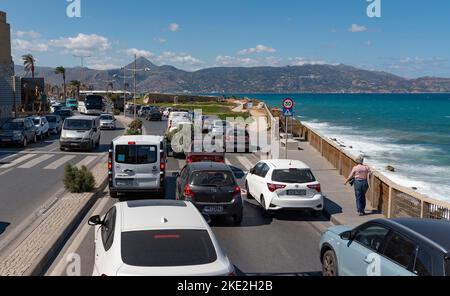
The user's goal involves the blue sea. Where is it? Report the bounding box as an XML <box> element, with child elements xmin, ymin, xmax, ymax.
<box><xmin>232</xmin><ymin>94</ymin><xmax>450</xmax><ymax>202</ymax></box>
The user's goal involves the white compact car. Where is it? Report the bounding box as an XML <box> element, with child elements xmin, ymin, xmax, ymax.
<box><xmin>245</xmin><ymin>159</ymin><xmax>324</xmax><ymax>216</ymax></box>
<box><xmin>89</xmin><ymin>200</ymin><xmax>236</xmax><ymax>276</ymax></box>
<box><xmin>32</xmin><ymin>116</ymin><xmax>50</xmax><ymax>140</ymax></box>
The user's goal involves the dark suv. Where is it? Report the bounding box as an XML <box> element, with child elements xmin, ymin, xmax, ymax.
<box><xmin>0</xmin><ymin>118</ymin><xmax>37</xmax><ymax>147</ymax></box>
<box><xmin>176</xmin><ymin>162</ymin><xmax>243</xmax><ymax>225</ymax></box>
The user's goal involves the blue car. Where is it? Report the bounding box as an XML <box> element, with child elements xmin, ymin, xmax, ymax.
<box><xmin>319</xmin><ymin>218</ymin><xmax>450</xmax><ymax>276</ymax></box>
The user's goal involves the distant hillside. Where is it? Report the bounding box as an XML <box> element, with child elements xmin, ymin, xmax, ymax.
<box><xmin>14</xmin><ymin>57</ymin><xmax>450</xmax><ymax>93</ymax></box>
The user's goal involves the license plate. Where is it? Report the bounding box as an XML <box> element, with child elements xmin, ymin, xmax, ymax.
<box><xmin>203</xmin><ymin>205</ymin><xmax>224</xmax><ymax>214</ymax></box>
<box><xmin>1</xmin><ymin>139</ymin><xmax>11</xmax><ymax>142</ymax></box>
<box><xmin>287</xmin><ymin>190</ymin><xmax>307</xmax><ymax>196</ymax></box>
<box><xmin>70</xmin><ymin>143</ymin><xmax>80</xmax><ymax>146</ymax></box>
<box><xmin>116</xmin><ymin>179</ymin><xmax>134</xmax><ymax>186</ymax></box>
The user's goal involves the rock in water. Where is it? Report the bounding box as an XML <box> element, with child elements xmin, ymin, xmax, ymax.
<box><xmin>386</xmin><ymin>165</ymin><xmax>396</xmax><ymax>172</ymax></box>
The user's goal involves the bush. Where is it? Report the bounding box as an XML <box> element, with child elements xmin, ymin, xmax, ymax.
<box><xmin>125</xmin><ymin>128</ymin><xmax>142</xmax><ymax>135</ymax></box>
<box><xmin>64</xmin><ymin>165</ymin><xmax>96</xmax><ymax>193</ymax></box>
<box><xmin>113</xmin><ymin>109</ymin><xmax>121</xmax><ymax>116</ymax></box>
<box><xmin>129</xmin><ymin>119</ymin><xmax>143</xmax><ymax>130</ymax></box>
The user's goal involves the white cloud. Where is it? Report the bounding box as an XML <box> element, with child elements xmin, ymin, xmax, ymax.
<box><xmin>288</xmin><ymin>57</ymin><xmax>326</xmax><ymax>66</ymax></box>
<box><xmin>15</xmin><ymin>30</ymin><xmax>41</xmax><ymax>39</ymax></box>
<box><xmin>349</xmin><ymin>24</ymin><xmax>368</xmax><ymax>33</ymax></box>
<box><xmin>88</xmin><ymin>63</ymin><xmax>121</xmax><ymax>70</ymax></box>
<box><xmin>168</xmin><ymin>23</ymin><xmax>180</xmax><ymax>32</ymax></box>
<box><xmin>50</xmin><ymin>33</ymin><xmax>111</xmax><ymax>53</ymax></box>
<box><xmin>126</xmin><ymin>48</ymin><xmax>154</xmax><ymax>59</ymax></box>
<box><xmin>12</xmin><ymin>39</ymin><xmax>49</xmax><ymax>52</ymax></box>
<box><xmin>156</xmin><ymin>52</ymin><xmax>203</xmax><ymax>67</ymax></box>
<box><xmin>238</xmin><ymin>44</ymin><xmax>277</xmax><ymax>55</ymax></box>
<box><xmin>155</xmin><ymin>37</ymin><xmax>167</xmax><ymax>44</ymax></box>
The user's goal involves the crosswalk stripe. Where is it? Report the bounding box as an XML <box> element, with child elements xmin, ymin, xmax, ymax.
<box><xmin>236</xmin><ymin>156</ymin><xmax>254</xmax><ymax>170</ymax></box>
<box><xmin>0</xmin><ymin>154</ymin><xmax>37</xmax><ymax>169</ymax></box>
<box><xmin>0</xmin><ymin>154</ymin><xmax>13</xmax><ymax>162</ymax></box>
<box><xmin>75</xmin><ymin>156</ymin><xmax>97</xmax><ymax>168</ymax></box>
<box><xmin>44</xmin><ymin>155</ymin><xmax>77</xmax><ymax>170</ymax></box>
<box><xmin>19</xmin><ymin>154</ymin><xmax>54</xmax><ymax>169</ymax></box>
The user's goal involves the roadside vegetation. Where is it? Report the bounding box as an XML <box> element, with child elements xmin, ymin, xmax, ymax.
<box><xmin>126</xmin><ymin>119</ymin><xmax>143</xmax><ymax>135</ymax></box>
<box><xmin>64</xmin><ymin>165</ymin><xmax>96</xmax><ymax>193</ymax></box>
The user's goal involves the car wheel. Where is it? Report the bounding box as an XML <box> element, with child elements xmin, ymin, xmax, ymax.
<box><xmin>260</xmin><ymin>196</ymin><xmax>270</xmax><ymax>217</ymax></box>
<box><xmin>245</xmin><ymin>182</ymin><xmax>254</xmax><ymax>200</ymax></box>
<box><xmin>22</xmin><ymin>138</ymin><xmax>27</xmax><ymax>148</ymax></box>
<box><xmin>233</xmin><ymin>213</ymin><xmax>243</xmax><ymax>226</ymax></box>
<box><xmin>322</xmin><ymin>249</ymin><xmax>339</xmax><ymax>277</ymax></box>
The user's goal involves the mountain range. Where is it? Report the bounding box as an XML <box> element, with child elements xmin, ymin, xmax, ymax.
<box><xmin>14</xmin><ymin>57</ymin><xmax>450</xmax><ymax>94</ymax></box>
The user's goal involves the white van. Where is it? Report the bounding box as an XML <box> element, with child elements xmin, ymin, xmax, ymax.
<box><xmin>60</xmin><ymin>115</ymin><xmax>101</xmax><ymax>151</ymax></box>
<box><xmin>108</xmin><ymin>135</ymin><xmax>166</xmax><ymax>198</ymax></box>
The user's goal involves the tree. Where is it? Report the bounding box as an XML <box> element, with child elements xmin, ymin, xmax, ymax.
<box><xmin>55</xmin><ymin>66</ymin><xmax>67</xmax><ymax>101</ymax></box>
<box><xmin>70</xmin><ymin>80</ymin><xmax>81</xmax><ymax>99</ymax></box>
<box><xmin>22</xmin><ymin>54</ymin><xmax>36</xmax><ymax>78</ymax></box>
<box><xmin>107</xmin><ymin>82</ymin><xmax>114</xmax><ymax>93</ymax></box>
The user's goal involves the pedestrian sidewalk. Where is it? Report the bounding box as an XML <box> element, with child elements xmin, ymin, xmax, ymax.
<box><xmin>282</xmin><ymin>141</ymin><xmax>384</xmax><ymax>226</ymax></box>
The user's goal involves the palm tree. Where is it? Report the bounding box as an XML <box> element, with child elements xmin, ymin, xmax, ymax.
<box><xmin>70</xmin><ymin>80</ymin><xmax>81</xmax><ymax>99</ymax></box>
<box><xmin>22</xmin><ymin>54</ymin><xmax>36</xmax><ymax>78</ymax></box>
<box><xmin>55</xmin><ymin>66</ymin><xmax>66</xmax><ymax>101</ymax></box>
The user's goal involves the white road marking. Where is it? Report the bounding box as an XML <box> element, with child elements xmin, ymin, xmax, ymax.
<box><xmin>236</xmin><ymin>156</ymin><xmax>254</xmax><ymax>170</ymax></box>
<box><xmin>75</xmin><ymin>156</ymin><xmax>98</xmax><ymax>168</ymax></box>
<box><xmin>0</xmin><ymin>154</ymin><xmax>37</xmax><ymax>169</ymax></box>
<box><xmin>0</xmin><ymin>154</ymin><xmax>13</xmax><ymax>162</ymax></box>
<box><xmin>225</xmin><ymin>158</ymin><xmax>232</xmax><ymax>166</ymax></box>
<box><xmin>18</xmin><ymin>154</ymin><xmax>54</xmax><ymax>169</ymax></box>
<box><xmin>48</xmin><ymin>197</ymin><xmax>111</xmax><ymax>276</ymax></box>
<box><xmin>44</xmin><ymin>155</ymin><xmax>77</xmax><ymax>170</ymax></box>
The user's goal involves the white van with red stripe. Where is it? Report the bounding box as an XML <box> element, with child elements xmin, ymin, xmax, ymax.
<box><xmin>109</xmin><ymin>135</ymin><xmax>166</xmax><ymax>198</ymax></box>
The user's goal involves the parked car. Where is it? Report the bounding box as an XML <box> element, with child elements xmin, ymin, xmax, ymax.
<box><xmin>176</xmin><ymin>162</ymin><xmax>243</xmax><ymax>225</ymax></box>
<box><xmin>320</xmin><ymin>218</ymin><xmax>450</xmax><ymax>276</ymax></box>
<box><xmin>32</xmin><ymin>116</ymin><xmax>50</xmax><ymax>140</ymax></box>
<box><xmin>163</xmin><ymin>107</ymin><xmax>172</xmax><ymax>118</ymax></box>
<box><xmin>60</xmin><ymin>116</ymin><xmax>101</xmax><ymax>151</ymax></box>
<box><xmin>50</xmin><ymin>103</ymin><xmax>64</xmax><ymax>113</ymax></box>
<box><xmin>168</xmin><ymin>111</ymin><xmax>191</xmax><ymax>130</ymax></box>
<box><xmin>245</xmin><ymin>159</ymin><xmax>323</xmax><ymax>217</ymax></box>
<box><xmin>211</xmin><ymin>120</ymin><xmax>232</xmax><ymax>137</ymax></box>
<box><xmin>54</xmin><ymin>108</ymin><xmax>73</xmax><ymax>121</ymax></box>
<box><xmin>0</xmin><ymin>118</ymin><xmax>37</xmax><ymax>147</ymax></box>
<box><xmin>108</xmin><ymin>135</ymin><xmax>166</xmax><ymax>198</ymax></box>
<box><xmin>186</xmin><ymin>143</ymin><xmax>225</xmax><ymax>164</ymax></box>
<box><xmin>88</xmin><ymin>199</ymin><xmax>235</xmax><ymax>276</ymax></box>
<box><xmin>100</xmin><ymin>114</ymin><xmax>116</xmax><ymax>130</ymax></box>
<box><xmin>45</xmin><ymin>115</ymin><xmax>63</xmax><ymax>135</ymax></box>
<box><xmin>146</xmin><ymin>109</ymin><xmax>163</xmax><ymax>121</ymax></box>
<box><xmin>138</xmin><ymin>106</ymin><xmax>152</xmax><ymax>118</ymax></box>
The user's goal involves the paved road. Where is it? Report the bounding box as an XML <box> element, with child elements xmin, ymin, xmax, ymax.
<box><xmin>0</xmin><ymin>119</ymin><xmax>126</xmax><ymax>253</ymax></box>
<box><xmin>47</xmin><ymin>118</ymin><xmax>331</xmax><ymax>276</ymax></box>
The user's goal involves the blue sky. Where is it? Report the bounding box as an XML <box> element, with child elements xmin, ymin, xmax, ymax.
<box><xmin>2</xmin><ymin>0</ymin><xmax>450</xmax><ymax>77</ymax></box>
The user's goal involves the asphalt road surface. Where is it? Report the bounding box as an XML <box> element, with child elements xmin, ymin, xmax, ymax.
<box><xmin>0</xmin><ymin>118</ymin><xmax>126</xmax><ymax>254</ymax></box>
<box><xmin>47</xmin><ymin>117</ymin><xmax>331</xmax><ymax>276</ymax></box>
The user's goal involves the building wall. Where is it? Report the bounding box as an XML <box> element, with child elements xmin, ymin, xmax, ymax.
<box><xmin>0</xmin><ymin>10</ymin><xmax>15</xmax><ymax>123</ymax></box>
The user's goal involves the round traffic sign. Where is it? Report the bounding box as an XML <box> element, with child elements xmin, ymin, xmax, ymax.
<box><xmin>282</xmin><ymin>98</ymin><xmax>294</xmax><ymax>110</ymax></box>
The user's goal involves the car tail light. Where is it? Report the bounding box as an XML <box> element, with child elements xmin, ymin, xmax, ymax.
<box><xmin>160</xmin><ymin>162</ymin><xmax>165</xmax><ymax>170</ymax></box>
<box><xmin>108</xmin><ymin>149</ymin><xmax>112</xmax><ymax>171</ymax></box>
<box><xmin>128</xmin><ymin>141</ymin><xmax>136</xmax><ymax>145</ymax></box>
<box><xmin>186</xmin><ymin>155</ymin><xmax>193</xmax><ymax>164</ymax></box>
<box><xmin>215</xmin><ymin>156</ymin><xmax>225</xmax><ymax>163</ymax></box>
<box><xmin>307</xmin><ymin>184</ymin><xmax>322</xmax><ymax>193</ymax></box>
<box><xmin>233</xmin><ymin>186</ymin><xmax>241</xmax><ymax>197</ymax></box>
<box><xmin>267</xmin><ymin>183</ymin><xmax>286</xmax><ymax>192</ymax></box>
<box><xmin>183</xmin><ymin>185</ymin><xmax>195</xmax><ymax>199</ymax></box>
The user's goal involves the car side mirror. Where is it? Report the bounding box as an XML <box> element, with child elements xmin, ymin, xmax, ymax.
<box><xmin>340</xmin><ymin>231</ymin><xmax>353</xmax><ymax>241</ymax></box>
<box><xmin>88</xmin><ymin>215</ymin><xmax>103</xmax><ymax>226</ymax></box>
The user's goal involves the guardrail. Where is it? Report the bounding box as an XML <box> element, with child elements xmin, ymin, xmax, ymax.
<box><xmin>267</xmin><ymin>107</ymin><xmax>450</xmax><ymax>220</ymax></box>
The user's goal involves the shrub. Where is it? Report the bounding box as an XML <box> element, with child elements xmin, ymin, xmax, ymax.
<box><xmin>113</xmin><ymin>109</ymin><xmax>121</xmax><ymax>116</ymax></box>
<box><xmin>64</xmin><ymin>165</ymin><xmax>96</xmax><ymax>193</ymax></box>
<box><xmin>129</xmin><ymin>119</ymin><xmax>143</xmax><ymax>130</ymax></box>
<box><xmin>125</xmin><ymin>128</ymin><xmax>142</xmax><ymax>135</ymax></box>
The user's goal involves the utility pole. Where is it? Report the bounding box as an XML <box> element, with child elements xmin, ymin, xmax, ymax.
<box><xmin>123</xmin><ymin>67</ymin><xmax>126</xmax><ymax>115</ymax></box>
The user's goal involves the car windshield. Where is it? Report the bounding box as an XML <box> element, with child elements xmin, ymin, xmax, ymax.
<box><xmin>115</xmin><ymin>145</ymin><xmax>157</xmax><ymax>164</ymax></box>
<box><xmin>1</xmin><ymin>121</ymin><xmax>24</xmax><ymax>130</ymax></box>
<box><xmin>121</xmin><ymin>230</ymin><xmax>217</xmax><ymax>267</ymax></box>
<box><xmin>101</xmin><ymin>115</ymin><xmax>113</xmax><ymax>121</ymax></box>
<box><xmin>190</xmin><ymin>170</ymin><xmax>235</xmax><ymax>187</ymax></box>
<box><xmin>272</xmin><ymin>169</ymin><xmax>316</xmax><ymax>184</ymax></box>
<box><xmin>46</xmin><ymin>116</ymin><xmax>56</xmax><ymax>123</ymax></box>
<box><xmin>63</xmin><ymin>119</ymin><xmax>92</xmax><ymax>131</ymax></box>
<box><xmin>32</xmin><ymin>118</ymin><xmax>41</xmax><ymax>125</ymax></box>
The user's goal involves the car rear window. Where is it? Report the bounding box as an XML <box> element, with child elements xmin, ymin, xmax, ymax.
<box><xmin>101</xmin><ymin>115</ymin><xmax>113</xmax><ymax>120</ymax></box>
<box><xmin>115</xmin><ymin>145</ymin><xmax>157</xmax><ymax>164</ymax></box>
<box><xmin>272</xmin><ymin>169</ymin><xmax>316</xmax><ymax>184</ymax></box>
<box><xmin>190</xmin><ymin>170</ymin><xmax>235</xmax><ymax>187</ymax></box>
<box><xmin>121</xmin><ymin>230</ymin><xmax>217</xmax><ymax>267</ymax></box>
<box><xmin>46</xmin><ymin>116</ymin><xmax>56</xmax><ymax>123</ymax></box>
<box><xmin>32</xmin><ymin>118</ymin><xmax>41</xmax><ymax>125</ymax></box>
<box><xmin>64</xmin><ymin>119</ymin><xmax>92</xmax><ymax>131</ymax></box>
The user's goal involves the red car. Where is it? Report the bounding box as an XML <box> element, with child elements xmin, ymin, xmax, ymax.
<box><xmin>186</xmin><ymin>152</ymin><xmax>225</xmax><ymax>164</ymax></box>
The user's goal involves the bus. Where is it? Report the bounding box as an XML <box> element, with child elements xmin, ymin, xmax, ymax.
<box><xmin>78</xmin><ymin>95</ymin><xmax>105</xmax><ymax>115</ymax></box>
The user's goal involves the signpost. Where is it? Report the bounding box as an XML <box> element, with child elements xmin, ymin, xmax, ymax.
<box><xmin>282</xmin><ymin>98</ymin><xmax>294</xmax><ymax>159</ymax></box>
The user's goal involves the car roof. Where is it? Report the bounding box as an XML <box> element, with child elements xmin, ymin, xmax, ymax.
<box><xmin>187</xmin><ymin>162</ymin><xmax>231</xmax><ymax>171</ymax></box>
<box><xmin>118</xmin><ymin>200</ymin><xmax>208</xmax><ymax>232</ymax></box>
<box><xmin>385</xmin><ymin>218</ymin><xmax>450</xmax><ymax>252</ymax></box>
<box><xmin>264</xmin><ymin>159</ymin><xmax>311</xmax><ymax>170</ymax></box>
<box><xmin>66</xmin><ymin>115</ymin><xmax>95</xmax><ymax>120</ymax></box>
<box><xmin>113</xmin><ymin>135</ymin><xmax>164</xmax><ymax>145</ymax></box>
